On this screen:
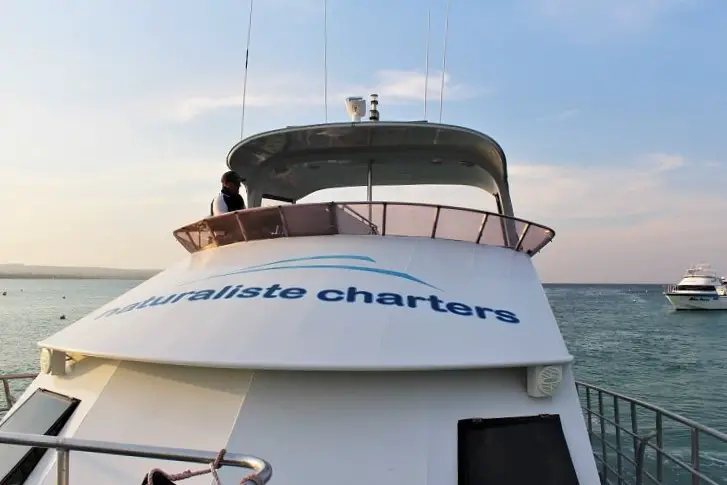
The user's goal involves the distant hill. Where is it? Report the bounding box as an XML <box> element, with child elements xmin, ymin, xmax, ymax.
<box><xmin>0</xmin><ymin>264</ymin><xmax>160</xmax><ymax>280</ymax></box>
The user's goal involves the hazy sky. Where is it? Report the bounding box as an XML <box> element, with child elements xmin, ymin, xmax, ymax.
<box><xmin>1</xmin><ymin>0</ymin><xmax>725</xmax><ymax>283</ymax></box>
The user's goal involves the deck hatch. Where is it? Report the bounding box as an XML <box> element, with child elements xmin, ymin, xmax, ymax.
<box><xmin>458</xmin><ymin>414</ymin><xmax>579</xmax><ymax>485</ymax></box>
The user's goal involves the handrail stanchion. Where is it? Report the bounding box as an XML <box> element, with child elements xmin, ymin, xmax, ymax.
<box><xmin>635</xmin><ymin>433</ymin><xmax>657</xmax><ymax>485</ymax></box>
<box><xmin>366</xmin><ymin>161</ymin><xmax>373</xmax><ymax>222</ymax></box>
<box><xmin>57</xmin><ymin>448</ymin><xmax>70</xmax><ymax>485</ymax></box>
<box><xmin>691</xmin><ymin>428</ymin><xmax>700</xmax><ymax>485</ymax></box>
<box><xmin>514</xmin><ymin>223</ymin><xmax>530</xmax><ymax>252</ymax></box>
<box><xmin>431</xmin><ymin>206</ymin><xmax>441</xmax><ymax>238</ymax></box>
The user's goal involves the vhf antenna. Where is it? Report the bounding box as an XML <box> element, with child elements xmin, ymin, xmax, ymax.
<box><xmin>240</xmin><ymin>0</ymin><xmax>254</xmax><ymax>139</ymax></box>
<box><xmin>438</xmin><ymin>0</ymin><xmax>452</xmax><ymax>123</ymax></box>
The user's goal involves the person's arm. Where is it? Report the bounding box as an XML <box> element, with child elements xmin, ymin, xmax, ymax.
<box><xmin>211</xmin><ymin>194</ymin><xmax>228</xmax><ymax>216</ymax></box>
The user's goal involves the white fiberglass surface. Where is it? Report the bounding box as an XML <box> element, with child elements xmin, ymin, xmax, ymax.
<box><xmin>41</xmin><ymin>236</ymin><xmax>572</xmax><ymax>370</ymax></box>
<box><xmin>30</xmin><ymin>361</ymin><xmax>253</xmax><ymax>485</ymax></box>
<box><xmin>16</xmin><ymin>362</ymin><xmax>598</xmax><ymax>485</ymax></box>
<box><xmin>217</xmin><ymin>366</ymin><xmax>600</xmax><ymax>485</ymax></box>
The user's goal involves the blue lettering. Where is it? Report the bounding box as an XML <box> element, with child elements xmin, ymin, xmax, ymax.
<box><xmin>446</xmin><ymin>302</ymin><xmax>473</xmax><ymax>316</ymax></box>
<box><xmin>237</xmin><ymin>287</ymin><xmax>262</xmax><ymax>298</ymax></box>
<box><xmin>150</xmin><ymin>295</ymin><xmax>176</xmax><ymax>306</ymax></box>
<box><xmin>346</xmin><ymin>286</ymin><xmax>373</xmax><ymax>304</ymax></box>
<box><xmin>407</xmin><ymin>295</ymin><xmax>427</xmax><ymax>308</ymax></box>
<box><xmin>474</xmin><ymin>306</ymin><xmax>494</xmax><ymax>319</ymax></box>
<box><xmin>428</xmin><ymin>295</ymin><xmax>448</xmax><ymax>313</ymax></box>
<box><xmin>318</xmin><ymin>289</ymin><xmax>344</xmax><ymax>301</ymax></box>
<box><xmin>93</xmin><ymin>282</ymin><xmax>520</xmax><ymax>325</ymax></box>
<box><xmin>376</xmin><ymin>293</ymin><xmax>404</xmax><ymax>306</ymax></box>
<box><xmin>189</xmin><ymin>289</ymin><xmax>215</xmax><ymax>301</ymax></box>
<box><xmin>213</xmin><ymin>286</ymin><xmax>232</xmax><ymax>299</ymax></box>
<box><xmin>263</xmin><ymin>284</ymin><xmax>283</xmax><ymax>298</ymax></box>
<box><xmin>280</xmin><ymin>287</ymin><xmax>306</xmax><ymax>299</ymax></box>
<box><xmin>494</xmin><ymin>309</ymin><xmax>520</xmax><ymax>324</ymax></box>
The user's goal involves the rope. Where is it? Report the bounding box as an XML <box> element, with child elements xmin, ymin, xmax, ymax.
<box><xmin>143</xmin><ymin>449</ymin><xmax>262</xmax><ymax>485</ymax></box>
<box><xmin>142</xmin><ymin>448</ymin><xmax>265</xmax><ymax>485</ymax></box>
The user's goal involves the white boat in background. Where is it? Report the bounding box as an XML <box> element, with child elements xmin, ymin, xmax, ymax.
<box><xmin>664</xmin><ymin>263</ymin><xmax>727</xmax><ymax>310</ymax></box>
<box><xmin>1</xmin><ymin>97</ymin><xmax>727</xmax><ymax>485</ymax></box>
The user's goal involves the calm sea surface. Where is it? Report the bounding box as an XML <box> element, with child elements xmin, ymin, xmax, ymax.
<box><xmin>1</xmin><ymin>279</ymin><xmax>727</xmax><ymax>482</ymax></box>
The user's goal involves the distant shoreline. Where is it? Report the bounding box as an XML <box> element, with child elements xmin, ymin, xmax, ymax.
<box><xmin>0</xmin><ymin>274</ymin><xmax>155</xmax><ymax>280</ymax></box>
<box><xmin>0</xmin><ymin>276</ymin><xmax>667</xmax><ymax>284</ymax></box>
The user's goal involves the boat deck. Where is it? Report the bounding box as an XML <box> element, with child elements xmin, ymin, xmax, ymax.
<box><xmin>3</xmin><ymin>373</ymin><xmax>726</xmax><ymax>485</ymax></box>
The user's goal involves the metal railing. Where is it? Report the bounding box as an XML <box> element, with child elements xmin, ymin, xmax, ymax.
<box><xmin>0</xmin><ymin>431</ymin><xmax>273</xmax><ymax>485</ymax></box>
<box><xmin>0</xmin><ymin>372</ymin><xmax>35</xmax><ymax>415</ymax></box>
<box><xmin>173</xmin><ymin>201</ymin><xmax>556</xmax><ymax>257</ymax></box>
<box><xmin>576</xmin><ymin>381</ymin><xmax>727</xmax><ymax>485</ymax></box>
<box><xmin>664</xmin><ymin>284</ymin><xmax>678</xmax><ymax>294</ymax></box>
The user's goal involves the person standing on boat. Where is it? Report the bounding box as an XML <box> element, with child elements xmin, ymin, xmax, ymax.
<box><xmin>210</xmin><ymin>170</ymin><xmax>246</xmax><ymax>216</ymax></box>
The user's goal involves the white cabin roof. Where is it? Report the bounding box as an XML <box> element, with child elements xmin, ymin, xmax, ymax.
<box><xmin>682</xmin><ymin>263</ymin><xmax>718</xmax><ymax>279</ymax></box>
<box><xmin>227</xmin><ymin>122</ymin><xmax>514</xmax><ymax>215</ymax></box>
<box><xmin>39</xmin><ymin>235</ymin><xmax>571</xmax><ymax>370</ymax></box>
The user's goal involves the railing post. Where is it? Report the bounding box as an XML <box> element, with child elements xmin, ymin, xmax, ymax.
<box><xmin>635</xmin><ymin>433</ymin><xmax>657</xmax><ymax>485</ymax></box>
<box><xmin>656</xmin><ymin>412</ymin><xmax>664</xmax><ymax>482</ymax></box>
<box><xmin>613</xmin><ymin>396</ymin><xmax>623</xmax><ymax>485</ymax></box>
<box><xmin>2</xmin><ymin>378</ymin><xmax>10</xmax><ymax>409</ymax></box>
<box><xmin>691</xmin><ymin>428</ymin><xmax>700</xmax><ymax>485</ymax></box>
<box><xmin>57</xmin><ymin>448</ymin><xmax>70</xmax><ymax>485</ymax></box>
<box><xmin>514</xmin><ymin>223</ymin><xmax>530</xmax><ymax>252</ymax></box>
<box><xmin>631</xmin><ymin>402</ymin><xmax>639</xmax><ymax>458</ymax></box>
<box><xmin>430</xmin><ymin>206</ymin><xmax>441</xmax><ymax>238</ymax></box>
<box><xmin>586</xmin><ymin>387</ymin><xmax>593</xmax><ymax>435</ymax></box>
<box><xmin>598</xmin><ymin>391</ymin><xmax>607</xmax><ymax>482</ymax></box>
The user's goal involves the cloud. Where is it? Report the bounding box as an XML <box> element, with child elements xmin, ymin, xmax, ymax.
<box><xmin>505</xmin><ymin>153</ymin><xmax>727</xmax><ymax>282</ymax></box>
<box><xmin>170</xmin><ymin>69</ymin><xmax>484</xmax><ymax>122</ymax></box>
<box><xmin>344</xmin><ymin>69</ymin><xmax>486</xmax><ymax>104</ymax></box>
<box><xmin>532</xmin><ymin>0</ymin><xmax>693</xmax><ymax>36</ymax></box>
<box><xmin>508</xmin><ymin>152</ymin><xmax>691</xmax><ymax>223</ymax></box>
<box><xmin>538</xmin><ymin>108</ymin><xmax>579</xmax><ymax>121</ymax></box>
<box><xmin>641</xmin><ymin>153</ymin><xmax>685</xmax><ymax>172</ymax></box>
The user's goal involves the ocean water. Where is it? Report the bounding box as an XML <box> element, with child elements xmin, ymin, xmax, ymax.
<box><xmin>1</xmin><ymin>279</ymin><xmax>727</xmax><ymax>482</ymax></box>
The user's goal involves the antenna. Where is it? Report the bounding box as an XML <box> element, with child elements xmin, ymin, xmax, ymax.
<box><xmin>369</xmin><ymin>94</ymin><xmax>379</xmax><ymax>121</ymax></box>
<box><xmin>323</xmin><ymin>0</ymin><xmax>329</xmax><ymax>122</ymax></box>
<box><xmin>438</xmin><ymin>0</ymin><xmax>452</xmax><ymax>123</ymax></box>
<box><xmin>240</xmin><ymin>0</ymin><xmax>255</xmax><ymax>139</ymax></box>
<box><xmin>424</xmin><ymin>5</ymin><xmax>431</xmax><ymax>119</ymax></box>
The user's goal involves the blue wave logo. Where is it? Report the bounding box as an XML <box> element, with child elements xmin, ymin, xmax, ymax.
<box><xmin>188</xmin><ymin>254</ymin><xmax>440</xmax><ymax>290</ymax></box>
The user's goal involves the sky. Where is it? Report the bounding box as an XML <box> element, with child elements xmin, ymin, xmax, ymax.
<box><xmin>1</xmin><ymin>0</ymin><xmax>726</xmax><ymax>283</ymax></box>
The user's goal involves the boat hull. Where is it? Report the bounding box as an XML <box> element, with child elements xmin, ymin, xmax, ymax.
<box><xmin>664</xmin><ymin>293</ymin><xmax>727</xmax><ymax>310</ymax></box>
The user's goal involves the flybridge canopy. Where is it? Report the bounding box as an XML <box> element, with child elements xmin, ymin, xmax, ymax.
<box><xmin>227</xmin><ymin>121</ymin><xmax>515</xmax><ymax>216</ymax></box>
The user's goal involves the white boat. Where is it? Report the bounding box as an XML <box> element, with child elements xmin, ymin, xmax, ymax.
<box><xmin>1</xmin><ymin>98</ymin><xmax>726</xmax><ymax>485</ymax></box>
<box><xmin>664</xmin><ymin>263</ymin><xmax>727</xmax><ymax>310</ymax></box>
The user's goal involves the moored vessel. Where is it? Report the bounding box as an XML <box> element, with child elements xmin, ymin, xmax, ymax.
<box><xmin>1</xmin><ymin>99</ymin><xmax>726</xmax><ymax>485</ymax></box>
<box><xmin>664</xmin><ymin>263</ymin><xmax>727</xmax><ymax>310</ymax></box>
